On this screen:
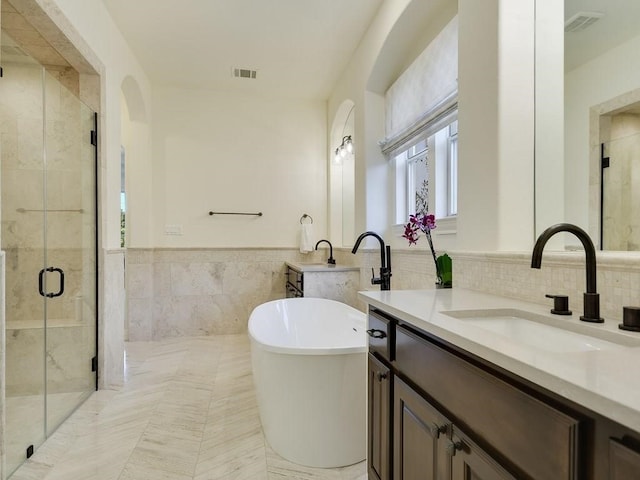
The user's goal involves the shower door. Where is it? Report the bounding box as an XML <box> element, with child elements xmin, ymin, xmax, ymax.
<box><xmin>41</xmin><ymin>63</ymin><xmax>98</xmax><ymax>433</ymax></box>
<box><xmin>0</xmin><ymin>32</ymin><xmax>97</xmax><ymax>476</ymax></box>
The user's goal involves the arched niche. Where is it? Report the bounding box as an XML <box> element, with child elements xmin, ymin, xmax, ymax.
<box><xmin>121</xmin><ymin>75</ymin><xmax>147</xmax><ymax>122</ymax></box>
<box><xmin>120</xmin><ymin>74</ymin><xmax>152</xmax><ymax>250</ymax></box>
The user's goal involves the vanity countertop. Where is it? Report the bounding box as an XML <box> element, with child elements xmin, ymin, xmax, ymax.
<box><xmin>359</xmin><ymin>288</ymin><xmax>640</xmax><ymax>434</ymax></box>
<box><xmin>286</xmin><ymin>261</ymin><xmax>360</xmax><ymax>273</ymax></box>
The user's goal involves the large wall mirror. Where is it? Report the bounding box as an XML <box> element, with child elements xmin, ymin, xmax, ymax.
<box><xmin>535</xmin><ymin>0</ymin><xmax>640</xmax><ymax>250</ymax></box>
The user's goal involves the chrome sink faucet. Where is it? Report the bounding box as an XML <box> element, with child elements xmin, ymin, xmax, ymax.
<box><xmin>531</xmin><ymin>223</ymin><xmax>603</xmax><ymax>323</ymax></box>
<box><xmin>315</xmin><ymin>239</ymin><xmax>335</xmax><ymax>265</ymax></box>
<box><xmin>352</xmin><ymin>231</ymin><xmax>392</xmax><ymax>290</ymax></box>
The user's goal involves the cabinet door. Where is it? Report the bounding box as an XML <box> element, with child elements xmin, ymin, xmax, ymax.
<box><xmin>368</xmin><ymin>354</ymin><xmax>391</xmax><ymax>480</ymax></box>
<box><xmin>609</xmin><ymin>439</ymin><xmax>640</xmax><ymax>479</ymax></box>
<box><xmin>394</xmin><ymin>376</ymin><xmax>450</xmax><ymax>480</ymax></box>
<box><xmin>450</xmin><ymin>428</ymin><xmax>516</xmax><ymax>480</ymax></box>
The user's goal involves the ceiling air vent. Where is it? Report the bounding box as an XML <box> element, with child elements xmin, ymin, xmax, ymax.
<box><xmin>232</xmin><ymin>67</ymin><xmax>257</xmax><ymax>79</ymax></box>
<box><xmin>565</xmin><ymin>11</ymin><xmax>604</xmax><ymax>33</ymax></box>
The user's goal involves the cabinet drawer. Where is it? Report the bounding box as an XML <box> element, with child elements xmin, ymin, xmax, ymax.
<box><xmin>368</xmin><ymin>309</ymin><xmax>395</xmax><ymax>362</ymax></box>
<box><xmin>395</xmin><ymin>324</ymin><xmax>580</xmax><ymax>480</ymax></box>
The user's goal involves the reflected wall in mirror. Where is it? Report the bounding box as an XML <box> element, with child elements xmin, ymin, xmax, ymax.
<box><xmin>329</xmin><ymin>100</ymin><xmax>356</xmax><ymax>247</ymax></box>
<box><xmin>535</xmin><ymin>0</ymin><xmax>640</xmax><ymax>250</ymax></box>
<box><xmin>602</xmin><ymin>113</ymin><xmax>640</xmax><ymax>250</ymax></box>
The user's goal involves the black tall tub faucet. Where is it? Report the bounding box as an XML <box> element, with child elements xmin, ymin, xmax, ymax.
<box><xmin>352</xmin><ymin>231</ymin><xmax>392</xmax><ymax>291</ymax></box>
<box><xmin>315</xmin><ymin>239</ymin><xmax>335</xmax><ymax>265</ymax></box>
<box><xmin>531</xmin><ymin>223</ymin><xmax>603</xmax><ymax>323</ymax></box>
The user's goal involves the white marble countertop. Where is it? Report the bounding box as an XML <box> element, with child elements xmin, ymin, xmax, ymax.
<box><xmin>286</xmin><ymin>261</ymin><xmax>359</xmax><ymax>272</ymax></box>
<box><xmin>358</xmin><ymin>288</ymin><xmax>640</xmax><ymax>434</ymax></box>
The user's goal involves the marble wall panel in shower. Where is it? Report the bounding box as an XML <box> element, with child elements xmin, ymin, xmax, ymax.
<box><xmin>4</xmin><ymin>247</ymin><xmax>45</xmax><ymax>323</ymax></box>
<box><xmin>5</xmin><ymin>323</ymin><xmax>93</xmax><ymax>396</ymax></box>
<box><xmin>4</xmin><ymin>247</ymin><xmax>89</xmax><ymax>325</ymax></box>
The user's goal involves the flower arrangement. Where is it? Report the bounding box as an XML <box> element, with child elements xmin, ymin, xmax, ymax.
<box><xmin>402</xmin><ymin>213</ymin><xmax>446</xmax><ymax>285</ymax></box>
<box><xmin>402</xmin><ymin>159</ymin><xmax>452</xmax><ymax>287</ymax></box>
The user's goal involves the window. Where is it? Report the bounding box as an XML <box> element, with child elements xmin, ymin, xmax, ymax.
<box><xmin>120</xmin><ymin>146</ymin><xmax>126</xmax><ymax>248</ymax></box>
<box><xmin>447</xmin><ymin>121</ymin><xmax>458</xmax><ymax>216</ymax></box>
<box><xmin>394</xmin><ymin>117</ymin><xmax>458</xmax><ymax>223</ymax></box>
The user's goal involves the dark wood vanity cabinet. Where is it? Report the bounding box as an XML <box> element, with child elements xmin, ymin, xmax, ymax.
<box><xmin>609</xmin><ymin>438</ymin><xmax>640</xmax><ymax>479</ymax></box>
<box><xmin>394</xmin><ymin>376</ymin><xmax>450</xmax><ymax>480</ymax></box>
<box><xmin>366</xmin><ymin>306</ymin><xmax>640</xmax><ymax>479</ymax></box>
<box><xmin>393</xmin><ymin>368</ymin><xmax>516</xmax><ymax>480</ymax></box>
<box><xmin>368</xmin><ymin>354</ymin><xmax>391</xmax><ymax>480</ymax></box>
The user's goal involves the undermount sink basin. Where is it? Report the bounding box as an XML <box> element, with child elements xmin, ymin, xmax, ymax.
<box><xmin>441</xmin><ymin>308</ymin><xmax>640</xmax><ymax>353</ymax></box>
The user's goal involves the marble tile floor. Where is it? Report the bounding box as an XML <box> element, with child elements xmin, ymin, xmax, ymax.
<box><xmin>6</xmin><ymin>391</ymin><xmax>92</xmax><ymax>476</ymax></box>
<box><xmin>10</xmin><ymin>334</ymin><xmax>367</xmax><ymax>480</ymax></box>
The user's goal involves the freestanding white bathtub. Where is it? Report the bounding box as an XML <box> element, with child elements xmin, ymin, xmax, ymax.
<box><xmin>248</xmin><ymin>297</ymin><xmax>366</xmax><ymax>468</ymax></box>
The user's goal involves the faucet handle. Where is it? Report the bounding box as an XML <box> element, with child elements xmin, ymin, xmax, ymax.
<box><xmin>545</xmin><ymin>294</ymin><xmax>572</xmax><ymax>316</ymax></box>
<box><xmin>371</xmin><ymin>268</ymin><xmax>382</xmax><ymax>285</ymax></box>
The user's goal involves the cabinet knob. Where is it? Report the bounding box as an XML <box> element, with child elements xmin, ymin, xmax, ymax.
<box><xmin>429</xmin><ymin>423</ymin><xmax>447</xmax><ymax>438</ymax></box>
<box><xmin>377</xmin><ymin>372</ymin><xmax>388</xmax><ymax>381</ymax></box>
<box><xmin>446</xmin><ymin>440</ymin><xmax>463</xmax><ymax>457</ymax></box>
<box><xmin>366</xmin><ymin>329</ymin><xmax>387</xmax><ymax>339</ymax></box>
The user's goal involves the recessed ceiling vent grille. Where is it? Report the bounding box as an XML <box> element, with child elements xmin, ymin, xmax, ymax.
<box><xmin>233</xmin><ymin>68</ymin><xmax>257</xmax><ymax>79</ymax></box>
<box><xmin>565</xmin><ymin>11</ymin><xmax>604</xmax><ymax>32</ymax></box>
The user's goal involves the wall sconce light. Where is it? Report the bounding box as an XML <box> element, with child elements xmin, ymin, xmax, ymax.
<box><xmin>333</xmin><ymin>103</ymin><xmax>355</xmax><ymax>166</ymax></box>
<box><xmin>333</xmin><ymin>135</ymin><xmax>354</xmax><ymax>165</ymax></box>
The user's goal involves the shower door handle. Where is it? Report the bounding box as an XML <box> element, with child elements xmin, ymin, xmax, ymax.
<box><xmin>38</xmin><ymin>267</ymin><xmax>65</xmax><ymax>298</ymax></box>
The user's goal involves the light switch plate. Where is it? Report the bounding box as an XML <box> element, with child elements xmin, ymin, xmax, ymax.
<box><xmin>164</xmin><ymin>224</ymin><xmax>183</xmax><ymax>235</ymax></box>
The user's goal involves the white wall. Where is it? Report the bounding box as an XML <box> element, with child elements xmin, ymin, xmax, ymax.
<box><xmin>329</xmin><ymin>0</ymin><xmax>536</xmax><ymax>253</ymax></box>
<box><xmin>534</xmin><ymin>0</ymin><xmax>564</xmax><ymax>240</ymax></box>
<box><xmin>151</xmin><ymin>87</ymin><xmax>327</xmax><ymax>247</ymax></box>
<box><xmin>46</xmin><ymin>0</ymin><xmax>153</xmax><ymax>250</ymax></box>
<box><xmin>457</xmin><ymin>0</ymin><xmax>535</xmax><ymax>251</ymax></box>
<box><xmin>328</xmin><ymin>0</ymin><xmax>431</xmax><ymax>248</ymax></box>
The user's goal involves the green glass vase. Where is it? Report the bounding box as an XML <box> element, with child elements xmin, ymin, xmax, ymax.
<box><xmin>436</xmin><ymin>253</ymin><xmax>452</xmax><ymax>288</ymax></box>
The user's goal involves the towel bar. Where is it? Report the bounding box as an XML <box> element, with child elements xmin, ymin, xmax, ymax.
<box><xmin>209</xmin><ymin>211</ymin><xmax>263</xmax><ymax>216</ymax></box>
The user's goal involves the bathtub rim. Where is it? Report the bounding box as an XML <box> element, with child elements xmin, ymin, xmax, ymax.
<box><xmin>248</xmin><ymin>298</ymin><xmax>366</xmax><ymax>356</ymax></box>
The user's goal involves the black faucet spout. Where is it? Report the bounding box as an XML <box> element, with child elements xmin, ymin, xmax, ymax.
<box><xmin>531</xmin><ymin>223</ymin><xmax>602</xmax><ymax>322</ymax></box>
<box><xmin>352</xmin><ymin>231</ymin><xmax>392</xmax><ymax>290</ymax></box>
<box><xmin>352</xmin><ymin>231</ymin><xmax>386</xmax><ymax>267</ymax></box>
<box><xmin>315</xmin><ymin>239</ymin><xmax>335</xmax><ymax>264</ymax></box>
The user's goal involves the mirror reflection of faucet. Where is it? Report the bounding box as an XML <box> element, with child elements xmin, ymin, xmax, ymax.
<box><xmin>531</xmin><ymin>223</ymin><xmax>603</xmax><ymax>323</ymax></box>
<box><xmin>352</xmin><ymin>231</ymin><xmax>392</xmax><ymax>291</ymax></box>
<box><xmin>315</xmin><ymin>239</ymin><xmax>335</xmax><ymax>265</ymax></box>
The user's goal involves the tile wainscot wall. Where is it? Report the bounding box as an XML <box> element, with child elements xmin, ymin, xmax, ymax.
<box><xmin>125</xmin><ymin>247</ymin><xmax>640</xmax><ymax>340</ymax></box>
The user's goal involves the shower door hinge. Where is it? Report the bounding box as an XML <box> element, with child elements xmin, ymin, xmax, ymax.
<box><xmin>26</xmin><ymin>445</ymin><xmax>34</xmax><ymax>458</ymax></box>
<box><xmin>91</xmin><ymin>356</ymin><xmax>98</xmax><ymax>372</ymax></box>
<box><xmin>602</xmin><ymin>157</ymin><xmax>610</xmax><ymax>169</ymax></box>
<box><xmin>0</xmin><ymin>67</ymin><xmax>3</xmax><ymax>78</ymax></box>
<box><xmin>90</xmin><ymin>130</ymin><xmax>97</xmax><ymax>146</ymax></box>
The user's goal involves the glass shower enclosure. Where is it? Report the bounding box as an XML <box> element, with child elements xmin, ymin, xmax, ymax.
<box><xmin>601</xmin><ymin>131</ymin><xmax>640</xmax><ymax>251</ymax></box>
<box><xmin>0</xmin><ymin>30</ymin><xmax>98</xmax><ymax>476</ymax></box>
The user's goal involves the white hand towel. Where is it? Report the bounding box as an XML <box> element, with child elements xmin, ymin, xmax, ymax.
<box><xmin>300</xmin><ymin>223</ymin><xmax>313</xmax><ymax>253</ymax></box>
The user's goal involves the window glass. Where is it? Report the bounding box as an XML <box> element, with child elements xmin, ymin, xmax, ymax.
<box><xmin>394</xmin><ymin>117</ymin><xmax>457</xmax><ymax>223</ymax></box>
